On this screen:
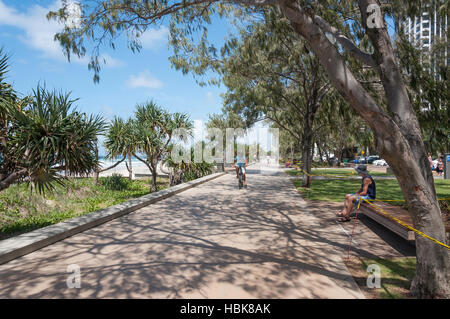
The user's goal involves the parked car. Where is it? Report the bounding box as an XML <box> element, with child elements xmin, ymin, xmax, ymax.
<box><xmin>373</xmin><ymin>159</ymin><xmax>388</xmax><ymax>166</ymax></box>
<box><xmin>358</xmin><ymin>157</ymin><xmax>368</xmax><ymax>164</ymax></box>
<box><xmin>329</xmin><ymin>156</ymin><xmax>339</xmax><ymax>165</ymax></box>
<box><xmin>367</xmin><ymin>155</ymin><xmax>380</xmax><ymax>164</ymax></box>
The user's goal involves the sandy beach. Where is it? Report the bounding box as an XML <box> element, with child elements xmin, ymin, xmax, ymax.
<box><xmin>98</xmin><ymin>159</ymin><xmax>168</xmax><ymax>178</ymax></box>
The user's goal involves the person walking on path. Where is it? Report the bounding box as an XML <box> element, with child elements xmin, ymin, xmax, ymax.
<box><xmin>336</xmin><ymin>165</ymin><xmax>376</xmax><ymax>222</ymax></box>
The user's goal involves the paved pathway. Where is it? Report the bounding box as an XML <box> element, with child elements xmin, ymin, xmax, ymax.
<box><xmin>0</xmin><ymin>164</ymin><xmax>365</xmax><ymax>298</ymax></box>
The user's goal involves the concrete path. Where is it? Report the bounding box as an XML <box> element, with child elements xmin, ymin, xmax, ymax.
<box><xmin>0</xmin><ymin>164</ymin><xmax>364</xmax><ymax>298</ymax></box>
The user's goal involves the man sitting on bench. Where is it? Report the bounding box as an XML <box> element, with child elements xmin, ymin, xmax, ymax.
<box><xmin>336</xmin><ymin>164</ymin><xmax>376</xmax><ymax>222</ymax></box>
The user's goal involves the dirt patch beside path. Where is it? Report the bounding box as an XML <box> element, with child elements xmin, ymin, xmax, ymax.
<box><xmin>301</xmin><ymin>199</ymin><xmax>417</xmax><ymax>299</ymax></box>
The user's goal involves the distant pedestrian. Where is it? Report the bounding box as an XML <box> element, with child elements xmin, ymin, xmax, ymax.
<box><xmin>428</xmin><ymin>153</ymin><xmax>433</xmax><ymax>170</ymax></box>
<box><xmin>436</xmin><ymin>158</ymin><xmax>444</xmax><ymax>176</ymax></box>
<box><xmin>286</xmin><ymin>159</ymin><xmax>291</xmax><ymax>168</ymax></box>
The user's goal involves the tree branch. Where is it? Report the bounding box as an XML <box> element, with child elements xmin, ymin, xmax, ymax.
<box><xmin>278</xmin><ymin>0</ymin><xmax>386</xmax><ymax>122</ymax></box>
<box><xmin>98</xmin><ymin>156</ymin><xmax>126</xmax><ymax>173</ymax></box>
<box><xmin>134</xmin><ymin>153</ymin><xmax>154</xmax><ymax>173</ymax></box>
<box><xmin>0</xmin><ymin>168</ymin><xmax>27</xmax><ymax>191</ymax></box>
<box><xmin>313</xmin><ymin>15</ymin><xmax>378</xmax><ymax>68</ymax></box>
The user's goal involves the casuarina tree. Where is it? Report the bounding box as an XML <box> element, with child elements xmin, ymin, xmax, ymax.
<box><xmin>48</xmin><ymin>0</ymin><xmax>450</xmax><ymax>298</ymax></box>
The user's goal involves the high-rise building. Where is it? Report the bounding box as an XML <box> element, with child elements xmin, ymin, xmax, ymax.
<box><xmin>402</xmin><ymin>9</ymin><xmax>449</xmax><ymax>65</ymax></box>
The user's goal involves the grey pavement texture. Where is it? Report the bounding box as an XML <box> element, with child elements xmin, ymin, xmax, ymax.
<box><xmin>0</xmin><ymin>172</ymin><xmax>225</xmax><ymax>265</ymax></box>
<box><xmin>0</xmin><ymin>164</ymin><xmax>365</xmax><ymax>298</ymax></box>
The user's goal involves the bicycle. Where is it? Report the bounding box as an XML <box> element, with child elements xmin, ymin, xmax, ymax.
<box><xmin>237</xmin><ymin>165</ymin><xmax>246</xmax><ymax>189</ymax></box>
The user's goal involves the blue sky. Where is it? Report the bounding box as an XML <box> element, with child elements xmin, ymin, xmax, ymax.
<box><xmin>0</xmin><ymin>1</ymin><xmax>397</xmax><ymax>156</ymax></box>
<box><xmin>0</xmin><ymin>0</ymin><xmax>233</xmax><ymax>154</ymax></box>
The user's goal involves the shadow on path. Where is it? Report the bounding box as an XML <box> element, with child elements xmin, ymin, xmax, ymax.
<box><xmin>0</xmin><ymin>167</ymin><xmax>364</xmax><ymax>298</ymax></box>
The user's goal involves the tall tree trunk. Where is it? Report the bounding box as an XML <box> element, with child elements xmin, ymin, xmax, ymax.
<box><xmin>358</xmin><ymin>0</ymin><xmax>449</xmax><ymax>297</ymax></box>
<box><xmin>93</xmin><ymin>171</ymin><xmax>99</xmax><ymax>184</ymax></box>
<box><xmin>377</xmin><ymin>133</ymin><xmax>449</xmax><ymax>298</ymax></box>
<box><xmin>317</xmin><ymin>141</ymin><xmax>324</xmax><ymax>164</ymax></box>
<box><xmin>94</xmin><ymin>139</ymin><xmax>99</xmax><ymax>185</ymax></box>
<box><xmin>150</xmin><ymin>160</ymin><xmax>158</xmax><ymax>192</ymax></box>
<box><xmin>301</xmin><ymin>134</ymin><xmax>313</xmax><ymax>187</ymax></box>
<box><xmin>126</xmin><ymin>152</ymin><xmax>133</xmax><ymax>181</ymax></box>
<box><xmin>301</xmin><ymin>113</ymin><xmax>314</xmax><ymax>188</ymax></box>
<box><xmin>324</xmin><ymin>149</ymin><xmax>330</xmax><ymax>165</ymax></box>
<box><xmin>338</xmin><ymin>127</ymin><xmax>345</xmax><ymax>164</ymax></box>
<box><xmin>279</xmin><ymin>0</ymin><xmax>449</xmax><ymax>297</ymax></box>
<box><xmin>290</xmin><ymin>144</ymin><xmax>294</xmax><ymax>162</ymax></box>
<box><xmin>133</xmin><ymin>153</ymin><xmax>157</xmax><ymax>192</ymax></box>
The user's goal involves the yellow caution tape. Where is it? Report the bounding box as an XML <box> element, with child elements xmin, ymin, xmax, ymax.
<box><xmin>369</xmin><ymin>199</ymin><xmax>406</xmax><ymax>202</ymax></box>
<box><xmin>362</xmin><ymin>199</ymin><xmax>450</xmax><ymax>250</ymax></box>
<box><xmin>292</xmin><ymin>170</ymin><xmax>450</xmax><ymax>202</ymax></box>
<box><xmin>369</xmin><ymin>198</ymin><xmax>450</xmax><ymax>202</ymax></box>
<box><xmin>294</xmin><ymin>170</ymin><xmax>357</xmax><ymax>179</ymax></box>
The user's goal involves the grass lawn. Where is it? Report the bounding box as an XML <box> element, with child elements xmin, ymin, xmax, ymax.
<box><xmin>286</xmin><ymin>168</ymin><xmax>391</xmax><ymax>177</ymax></box>
<box><xmin>345</xmin><ymin>257</ymin><xmax>417</xmax><ymax>299</ymax></box>
<box><xmin>292</xmin><ymin>178</ymin><xmax>450</xmax><ymax>229</ymax></box>
<box><xmin>292</xmin><ymin>178</ymin><xmax>450</xmax><ymax>202</ymax></box>
<box><xmin>0</xmin><ymin>176</ymin><xmax>169</xmax><ymax>240</ymax></box>
<box><xmin>290</xmin><ymin>171</ymin><xmax>448</xmax><ymax>299</ymax></box>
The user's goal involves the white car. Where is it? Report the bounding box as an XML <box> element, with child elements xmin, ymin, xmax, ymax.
<box><xmin>373</xmin><ymin>159</ymin><xmax>388</xmax><ymax>166</ymax></box>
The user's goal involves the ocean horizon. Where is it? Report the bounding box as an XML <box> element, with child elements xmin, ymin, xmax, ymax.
<box><xmin>99</xmin><ymin>156</ymin><xmax>141</xmax><ymax>162</ymax></box>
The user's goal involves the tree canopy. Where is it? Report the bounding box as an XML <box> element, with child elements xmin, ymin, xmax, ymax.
<box><xmin>46</xmin><ymin>0</ymin><xmax>450</xmax><ymax>298</ymax></box>
<box><xmin>0</xmin><ymin>51</ymin><xmax>105</xmax><ymax>193</ymax></box>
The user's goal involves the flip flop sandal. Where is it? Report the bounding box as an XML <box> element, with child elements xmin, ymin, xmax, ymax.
<box><xmin>336</xmin><ymin>212</ymin><xmax>345</xmax><ymax>217</ymax></box>
<box><xmin>337</xmin><ymin>216</ymin><xmax>351</xmax><ymax>222</ymax></box>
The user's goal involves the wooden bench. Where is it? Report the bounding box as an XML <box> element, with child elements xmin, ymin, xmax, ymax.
<box><xmin>358</xmin><ymin>201</ymin><xmax>416</xmax><ymax>241</ymax></box>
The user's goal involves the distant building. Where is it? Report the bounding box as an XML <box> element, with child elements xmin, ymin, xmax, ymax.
<box><xmin>401</xmin><ymin>7</ymin><xmax>448</xmax><ymax>113</ymax></box>
<box><xmin>402</xmin><ymin>8</ymin><xmax>449</xmax><ymax>66</ymax></box>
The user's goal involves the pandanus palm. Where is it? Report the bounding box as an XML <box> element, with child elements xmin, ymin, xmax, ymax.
<box><xmin>0</xmin><ymin>83</ymin><xmax>105</xmax><ymax>193</ymax></box>
<box><xmin>165</xmin><ymin>145</ymin><xmax>214</xmax><ymax>186</ymax></box>
<box><xmin>103</xmin><ymin>117</ymin><xmax>138</xmax><ymax>181</ymax></box>
<box><xmin>0</xmin><ymin>49</ymin><xmax>17</xmax><ymax>150</ymax></box>
<box><xmin>133</xmin><ymin>100</ymin><xmax>193</xmax><ymax>192</ymax></box>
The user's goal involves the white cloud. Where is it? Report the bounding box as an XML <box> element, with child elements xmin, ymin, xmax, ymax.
<box><xmin>137</xmin><ymin>26</ymin><xmax>169</xmax><ymax>50</ymax></box>
<box><xmin>65</xmin><ymin>1</ymin><xmax>82</xmax><ymax>29</ymax></box>
<box><xmin>205</xmin><ymin>91</ymin><xmax>216</xmax><ymax>105</ymax></box>
<box><xmin>0</xmin><ymin>1</ymin><xmax>123</xmax><ymax>67</ymax></box>
<box><xmin>99</xmin><ymin>105</ymin><xmax>115</xmax><ymax>119</ymax></box>
<box><xmin>0</xmin><ymin>1</ymin><xmax>74</xmax><ymax>61</ymax></box>
<box><xmin>98</xmin><ymin>54</ymin><xmax>125</xmax><ymax>68</ymax></box>
<box><xmin>126</xmin><ymin>71</ymin><xmax>163</xmax><ymax>89</ymax></box>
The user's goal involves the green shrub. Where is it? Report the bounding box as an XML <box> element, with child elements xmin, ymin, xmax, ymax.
<box><xmin>101</xmin><ymin>174</ymin><xmax>129</xmax><ymax>191</ymax></box>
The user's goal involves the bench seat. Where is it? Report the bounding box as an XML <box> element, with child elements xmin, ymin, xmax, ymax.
<box><xmin>359</xmin><ymin>201</ymin><xmax>416</xmax><ymax>241</ymax></box>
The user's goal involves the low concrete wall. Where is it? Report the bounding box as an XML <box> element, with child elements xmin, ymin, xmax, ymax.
<box><xmin>0</xmin><ymin>172</ymin><xmax>225</xmax><ymax>265</ymax></box>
